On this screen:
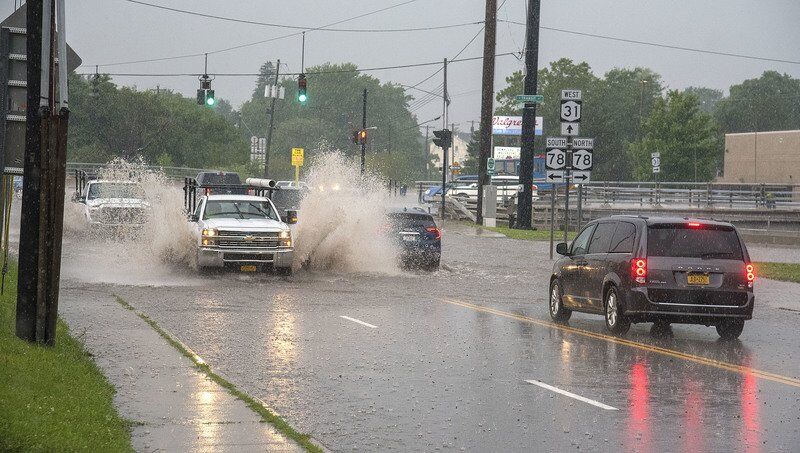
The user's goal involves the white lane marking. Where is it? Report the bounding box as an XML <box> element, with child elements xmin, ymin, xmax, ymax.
<box><xmin>525</xmin><ymin>379</ymin><xmax>618</xmax><ymax>411</ymax></box>
<box><xmin>339</xmin><ymin>315</ymin><xmax>377</xmax><ymax>329</ymax></box>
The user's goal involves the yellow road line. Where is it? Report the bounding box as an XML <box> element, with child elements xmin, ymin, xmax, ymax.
<box><xmin>441</xmin><ymin>298</ymin><xmax>800</xmax><ymax>389</ymax></box>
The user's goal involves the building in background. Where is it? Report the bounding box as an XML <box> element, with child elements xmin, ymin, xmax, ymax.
<box><xmin>721</xmin><ymin>130</ymin><xmax>800</xmax><ymax>184</ymax></box>
<box><xmin>430</xmin><ymin>131</ymin><xmax>470</xmax><ymax>174</ymax></box>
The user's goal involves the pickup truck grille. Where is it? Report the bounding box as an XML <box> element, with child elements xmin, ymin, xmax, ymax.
<box><xmin>215</xmin><ymin>231</ymin><xmax>283</xmax><ymax>249</ymax></box>
<box><xmin>97</xmin><ymin>207</ymin><xmax>146</xmax><ymax>225</ymax></box>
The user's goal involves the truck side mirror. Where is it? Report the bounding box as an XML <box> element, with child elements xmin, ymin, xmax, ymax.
<box><xmin>285</xmin><ymin>210</ymin><xmax>298</xmax><ymax>225</ymax></box>
<box><xmin>556</xmin><ymin>242</ymin><xmax>570</xmax><ymax>256</ymax></box>
<box><xmin>188</xmin><ymin>213</ymin><xmax>199</xmax><ymax>222</ymax></box>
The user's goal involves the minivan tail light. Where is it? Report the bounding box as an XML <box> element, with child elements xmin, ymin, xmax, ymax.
<box><xmin>631</xmin><ymin>258</ymin><xmax>647</xmax><ymax>284</ymax></box>
<box><xmin>687</xmin><ymin>222</ymin><xmax>702</xmax><ymax>228</ymax></box>
<box><xmin>426</xmin><ymin>226</ymin><xmax>442</xmax><ymax>240</ymax></box>
<box><xmin>745</xmin><ymin>263</ymin><xmax>755</xmax><ymax>287</ymax></box>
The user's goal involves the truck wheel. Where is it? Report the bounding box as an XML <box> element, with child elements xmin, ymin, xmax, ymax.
<box><xmin>549</xmin><ymin>279</ymin><xmax>571</xmax><ymax>323</ymax></box>
<box><xmin>716</xmin><ymin>320</ymin><xmax>745</xmax><ymax>340</ymax></box>
<box><xmin>604</xmin><ymin>286</ymin><xmax>630</xmax><ymax>335</ymax></box>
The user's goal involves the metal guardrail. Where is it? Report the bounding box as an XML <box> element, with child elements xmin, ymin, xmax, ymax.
<box><xmin>418</xmin><ymin>180</ymin><xmax>800</xmax><ymax>212</ymax></box>
<box><xmin>64</xmin><ymin>162</ymin><xmax>215</xmax><ymax>180</ymax></box>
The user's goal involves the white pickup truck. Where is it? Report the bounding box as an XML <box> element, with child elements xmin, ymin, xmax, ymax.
<box><xmin>189</xmin><ymin>194</ymin><xmax>296</xmax><ymax>275</ymax></box>
<box><xmin>450</xmin><ymin>176</ymin><xmax>539</xmax><ymax>205</ymax></box>
<box><xmin>73</xmin><ymin>179</ymin><xmax>150</xmax><ymax>228</ymax></box>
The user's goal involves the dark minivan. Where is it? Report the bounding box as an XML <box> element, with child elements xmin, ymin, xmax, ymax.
<box><xmin>549</xmin><ymin>216</ymin><xmax>755</xmax><ymax>339</ymax></box>
<box><xmin>388</xmin><ymin>209</ymin><xmax>441</xmax><ymax>271</ymax></box>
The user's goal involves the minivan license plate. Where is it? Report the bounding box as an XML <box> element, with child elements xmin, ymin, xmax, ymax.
<box><xmin>687</xmin><ymin>273</ymin><xmax>710</xmax><ymax>285</ymax></box>
<box><xmin>240</xmin><ymin>265</ymin><xmax>258</xmax><ymax>272</ymax></box>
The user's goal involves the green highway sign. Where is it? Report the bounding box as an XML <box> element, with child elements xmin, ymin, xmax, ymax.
<box><xmin>515</xmin><ymin>94</ymin><xmax>544</xmax><ymax>104</ymax></box>
<box><xmin>487</xmin><ymin>157</ymin><xmax>496</xmax><ymax>176</ymax></box>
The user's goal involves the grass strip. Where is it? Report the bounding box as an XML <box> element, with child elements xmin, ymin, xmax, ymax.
<box><xmin>0</xmin><ymin>264</ymin><xmax>133</xmax><ymax>452</ymax></box>
<box><xmin>113</xmin><ymin>296</ymin><xmax>323</xmax><ymax>453</ymax></box>
<box><xmin>482</xmin><ymin>224</ymin><xmax>576</xmax><ymax>242</ymax></box>
<box><xmin>754</xmin><ymin>262</ymin><xmax>800</xmax><ymax>284</ymax></box>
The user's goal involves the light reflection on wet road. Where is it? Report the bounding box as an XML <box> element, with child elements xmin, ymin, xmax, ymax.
<box><xmin>59</xmin><ymin>222</ymin><xmax>800</xmax><ymax>451</ymax></box>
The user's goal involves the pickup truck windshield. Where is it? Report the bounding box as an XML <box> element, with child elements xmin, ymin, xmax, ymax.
<box><xmin>87</xmin><ymin>183</ymin><xmax>145</xmax><ymax>200</ymax></box>
<box><xmin>203</xmin><ymin>200</ymin><xmax>279</xmax><ymax>221</ymax></box>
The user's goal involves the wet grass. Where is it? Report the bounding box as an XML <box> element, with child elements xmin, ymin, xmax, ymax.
<box><xmin>0</xmin><ymin>264</ymin><xmax>133</xmax><ymax>452</ymax></box>
<box><xmin>755</xmin><ymin>262</ymin><xmax>800</xmax><ymax>284</ymax></box>
<box><xmin>483</xmin><ymin>224</ymin><xmax>576</xmax><ymax>242</ymax></box>
<box><xmin>113</xmin><ymin>295</ymin><xmax>324</xmax><ymax>453</ymax></box>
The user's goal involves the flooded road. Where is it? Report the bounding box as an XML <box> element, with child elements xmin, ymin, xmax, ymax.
<box><xmin>52</xmin><ymin>218</ymin><xmax>800</xmax><ymax>452</ymax></box>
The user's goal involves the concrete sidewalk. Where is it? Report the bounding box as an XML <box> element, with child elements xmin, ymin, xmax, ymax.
<box><xmin>59</xmin><ymin>286</ymin><xmax>303</xmax><ymax>452</ymax></box>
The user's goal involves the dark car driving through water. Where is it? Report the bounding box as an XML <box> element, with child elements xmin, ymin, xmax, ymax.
<box><xmin>387</xmin><ymin>209</ymin><xmax>441</xmax><ymax>271</ymax></box>
<box><xmin>549</xmin><ymin>216</ymin><xmax>755</xmax><ymax>339</ymax></box>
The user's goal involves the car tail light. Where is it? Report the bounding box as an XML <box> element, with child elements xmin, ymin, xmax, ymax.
<box><xmin>745</xmin><ymin>263</ymin><xmax>755</xmax><ymax>287</ymax></box>
<box><xmin>426</xmin><ymin>226</ymin><xmax>441</xmax><ymax>240</ymax></box>
<box><xmin>687</xmin><ymin>222</ymin><xmax>702</xmax><ymax>228</ymax></box>
<box><xmin>631</xmin><ymin>258</ymin><xmax>647</xmax><ymax>284</ymax></box>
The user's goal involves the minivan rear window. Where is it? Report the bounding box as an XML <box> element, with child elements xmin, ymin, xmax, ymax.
<box><xmin>388</xmin><ymin>213</ymin><xmax>435</xmax><ymax>229</ymax></box>
<box><xmin>647</xmin><ymin>224</ymin><xmax>743</xmax><ymax>260</ymax></box>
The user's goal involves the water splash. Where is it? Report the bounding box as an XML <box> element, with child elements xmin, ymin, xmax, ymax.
<box><xmin>293</xmin><ymin>150</ymin><xmax>400</xmax><ymax>274</ymax></box>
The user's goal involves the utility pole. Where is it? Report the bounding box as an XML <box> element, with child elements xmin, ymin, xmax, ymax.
<box><xmin>263</xmin><ymin>59</ymin><xmax>280</xmax><ymax>178</ymax></box>
<box><xmin>450</xmin><ymin>122</ymin><xmax>455</xmax><ymax>180</ymax></box>
<box><xmin>424</xmin><ymin>125</ymin><xmax>430</xmax><ymax>178</ymax></box>
<box><xmin>476</xmin><ymin>0</ymin><xmax>496</xmax><ymax>225</ymax></box>
<box><xmin>516</xmin><ymin>0</ymin><xmax>541</xmax><ymax>230</ymax></box>
<box><xmin>17</xmin><ymin>0</ymin><xmax>71</xmax><ymax>345</ymax></box>
<box><xmin>361</xmin><ymin>88</ymin><xmax>367</xmax><ymax>175</ymax></box>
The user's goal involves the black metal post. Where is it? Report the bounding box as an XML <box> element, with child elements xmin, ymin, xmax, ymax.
<box><xmin>361</xmin><ymin>88</ymin><xmax>367</xmax><ymax>175</ymax></box>
<box><xmin>516</xmin><ymin>0</ymin><xmax>540</xmax><ymax>230</ymax></box>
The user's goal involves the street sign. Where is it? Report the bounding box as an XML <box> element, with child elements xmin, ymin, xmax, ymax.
<box><xmin>573</xmin><ymin>138</ymin><xmax>594</xmax><ymax>149</ymax></box>
<box><xmin>546</xmin><ymin>170</ymin><xmax>565</xmax><ymax>182</ymax></box>
<box><xmin>560</xmin><ymin>100</ymin><xmax>582</xmax><ymax>123</ymax></box>
<box><xmin>291</xmin><ymin>147</ymin><xmax>304</xmax><ymax>166</ymax></box>
<box><xmin>487</xmin><ymin>157</ymin><xmax>495</xmax><ymax>175</ymax></box>
<box><xmin>546</xmin><ymin>137</ymin><xmax>567</xmax><ymax>148</ymax></box>
<box><xmin>545</xmin><ymin>148</ymin><xmax>566</xmax><ymax>170</ymax></box>
<box><xmin>561</xmin><ymin>89</ymin><xmax>582</xmax><ymax>101</ymax></box>
<box><xmin>515</xmin><ymin>94</ymin><xmax>544</xmax><ymax>104</ymax></box>
<box><xmin>572</xmin><ymin>149</ymin><xmax>593</xmax><ymax>171</ymax></box>
<box><xmin>561</xmin><ymin>122</ymin><xmax>580</xmax><ymax>136</ymax></box>
<box><xmin>571</xmin><ymin>171</ymin><xmax>591</xmax><ymax>182</ymax></box>
<box><xmin>651</xmin><ymin>152</ymin><xmax>661</xmax><ymax>174</ymax></box>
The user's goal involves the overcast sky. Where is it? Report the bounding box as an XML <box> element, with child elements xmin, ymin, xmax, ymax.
<box><xmin>4</xmin><ymin>0</ymin><xmax>799</xmax><ymax>133</ymax></box>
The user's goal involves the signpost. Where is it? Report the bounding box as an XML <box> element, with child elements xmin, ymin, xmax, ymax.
<box><xmin>651</xmin><ymin>152</ymin><xmax>661</xmax><ymax>175</ymax></box>
<box><xmin>291</xmin><ymin>147</ymin><xmax>304</xmax><ymax>183</ymax></box>
<box><xmin>515</xmin><ymin>94</ymin><xmax>544</xmax><ymax>105</ymax></box>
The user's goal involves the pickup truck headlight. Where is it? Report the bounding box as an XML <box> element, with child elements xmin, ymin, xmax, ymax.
<box><xmin>202</xmin><ymin>228</ymin><xmax>218</xmax><ymax>237</ymax></box>
<box><xmin>279</xmin><ymin>230</ymin><xmax>290</xmax><ymax>239</ymax></box>
<box><xmin>279</xmin><ymin>230</ymin><xmax>292</xmax><ymax>246</ymax></box>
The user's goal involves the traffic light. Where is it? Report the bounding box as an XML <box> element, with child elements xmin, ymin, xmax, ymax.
<box><xmin>90</xmin><ymin>74</ymin><xmax>100</xmax><ymax>98</ymax></box>
<box><xmin>197</xmin><ymin>75</ymin><xmax>215</xmax><ymax>107</ymax></box>
<box><xmin>358</xmin><ymin>129</ymin><xmax>367</xmax><ymax>144</ymax></box>
<box><xmin>432</xmin><ymin>129</ymin><xmax>452</xmax><ymax>149</ymax></box>
<box><xmin>297</xmin><ymin>73</ymin><xmax>308</xmax><ymax>104</ymax></box>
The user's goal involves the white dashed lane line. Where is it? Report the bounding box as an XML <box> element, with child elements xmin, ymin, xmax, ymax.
<box><xmin>339</xmin><ymin>315</ymin><xmax>377</xmax><ymax>329</ymax></box>
<box><xmin>525</xmin><ymin>379</ymin><xmax>618</xmax><ymax>411</ymax></box>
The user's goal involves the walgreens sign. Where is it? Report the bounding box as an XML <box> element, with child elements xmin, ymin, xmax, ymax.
<box><xmin>492</xmin><ymin>115</ymin><xmax>543</xmax><ymax>136</ymax></box>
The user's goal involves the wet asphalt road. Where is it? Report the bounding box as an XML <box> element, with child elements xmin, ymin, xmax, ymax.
<box><xmin>57</xmin><ymin>222</ymin><xmax>800</xmax><ymax>452</ymax></box>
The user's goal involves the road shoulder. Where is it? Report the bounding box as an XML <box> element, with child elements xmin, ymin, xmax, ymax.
<box><xmin>59</xmin><ymin>287</ymin><xmax>310</xmax><ymax>452</ymax></box>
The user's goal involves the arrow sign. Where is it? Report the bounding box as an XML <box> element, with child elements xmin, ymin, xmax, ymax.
<box><xmin>571</xmin><ymin>171</ymin><xmax>591</xmax><ymax>182</ymax></box>
<box><xmin>546</xmin><ymin>170</ymin><xmax>565</xmax><ymax>182</ymax></box>
<box><xmin>561</xmin><ymin>122</ymin><xmax>579</xmax><ymax>136</ymax></box>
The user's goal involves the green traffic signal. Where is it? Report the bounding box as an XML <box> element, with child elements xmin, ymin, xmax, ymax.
<box><xmin>298</xmin><ymin>93</ymin><xmax>307</xmax><ymax>103</ymax></box>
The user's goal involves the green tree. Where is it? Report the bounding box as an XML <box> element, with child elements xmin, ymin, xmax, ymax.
<box><xmin>460</xmin><ymin>129</ymin><xmax>481</xmax><ymax>175</ymax></box>
<box><xmin>630</xmin><ymin>90</ymin><xmax>721</xmax><ymax>182</ymax></box>
<box><xmin>238</xmin><ymin>62</ymin><xmax>423</xmax><ymax>181</ymax></box>
<box><xmin>684</xmin><ymin>86</ymin><xmax>723</xmax><ymax>114</ymax></box>
<box><xmin>714</xmin><ymin>71</ymin><xmax>800</xmax><ymax>133</ymax></box>
<box><xmin>67</xmin><ymin>74</ymin><xmax>248</xmax><ymax>168</ymax></box>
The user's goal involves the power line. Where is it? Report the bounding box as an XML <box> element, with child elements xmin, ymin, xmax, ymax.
<box><xmin>122</xmin><ymin>0</ymin><xmax>483</xmax><ymax>33</ymax></box>
<box><xmin>500</xmin><ymin>19</ymin><xmax>800</xmax><ymax>66</ymax></box>
<box><xmin>84</xmin><ymin>0</ymin><xmax>421</xmax><ymax>68</ymax></box>
<box><xmin>77</xmin><ymin>52</ymin><xmax>520</xmax><ymax>78</ymax></box>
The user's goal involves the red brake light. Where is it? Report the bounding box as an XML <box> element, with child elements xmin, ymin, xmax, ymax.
<box><xmin>426</xmin><ymin>226</ymin><xmax>442</xmax><ymax>240</ymax></box>
<box><xmin>745</xmin><ymin>263</ymin><xmax>755</xmax><ymax>286</ymax></box>
<box><xmin>631</xmin><ymin>258</ymin><xmax>647</xmax><ymax>284</ymax></box>
<box><xmin>687</xmin><ymin>222</ymin><xmax>701</xmax><ymax>228</ymax></box>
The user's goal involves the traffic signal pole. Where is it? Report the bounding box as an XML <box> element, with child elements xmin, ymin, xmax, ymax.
<box><xmin>361</xmin><ymin>88</ymin><xmax>367</xmax><ymax>175</ymax></box>
<box><xmin>516</xmin><ymin>0</ymin><xmax>541</xmax><ymax>230</ymax></box>
<box><xmin>476</xmin><ymin>0</ymin><xmax>497</xmax><ymax>225</ymax></box>
<box><xmin>263</xmin><ymin>59</ymin><xmax>279</xmax><ymax>178</ymax></box>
